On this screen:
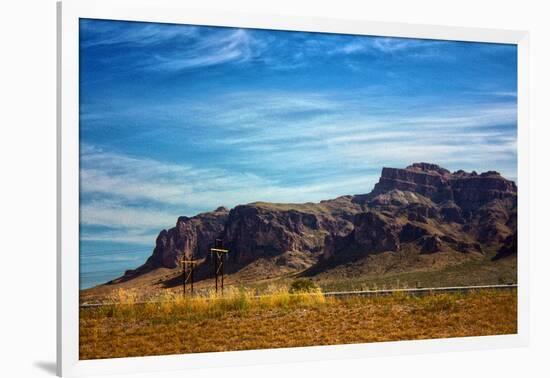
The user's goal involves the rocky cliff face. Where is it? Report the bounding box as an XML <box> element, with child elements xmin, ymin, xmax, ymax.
<box><xmin>368</xmin><ymin>163</ymin><xmax>517</xmax><ymax>210</ymax></box>
<box><xmin>321</xmin><ymin>163</ymin><xmax>516</xmax><ymax>265</ymax></box>
<box><xmin>220</xmin><ymin>199</ymin><xmax>361</xmax><ymax>266</ymax></box>
<box><xmin>119</xmin><ymin>163</ymin><xmax>517</xmax><ymax>282</ymax></box>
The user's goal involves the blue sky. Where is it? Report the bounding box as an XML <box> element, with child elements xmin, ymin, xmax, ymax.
<box><xmin>78</xmin><ymin>19</ymin><xmax>517</xmax><ymax>287</ymax></box>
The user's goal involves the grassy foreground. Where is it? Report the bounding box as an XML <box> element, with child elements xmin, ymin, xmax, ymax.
<box><xmin>80</xmin><ymin>288</ymin><xmax>517</xmax><ymax>360</ymax></box>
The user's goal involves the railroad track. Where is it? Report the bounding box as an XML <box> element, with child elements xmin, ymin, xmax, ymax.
<box><xmin>80</xmin><ymin>284</ymin><xmax>517</xmax><ymax>308</ymax></box>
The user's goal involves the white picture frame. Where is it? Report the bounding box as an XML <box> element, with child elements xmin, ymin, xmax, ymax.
<box><xmin>57</xmin><ymin>0</ymin><xmax>530</xmax><ymax>376</ymax></box>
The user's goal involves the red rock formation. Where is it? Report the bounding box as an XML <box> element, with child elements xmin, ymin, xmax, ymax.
<box><xmin>322</xmin><ymin>163</ymin><xmax>515</xmax><ymax>264</ymax></box>
<box><xmin>221</xmin><ymin>202</ymin><xmax>359</xmax><ymax>265</ymax></box>
<box><xmin>370</xmin><ymin>162</ymin><xmax>516</xmax><ymax>209</ymax></box>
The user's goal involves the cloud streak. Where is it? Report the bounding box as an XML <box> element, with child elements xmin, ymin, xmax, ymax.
<box><xmin>80</xmin><ymin>20</ymin><xmax>498</xmax><ymax>74</ymax></box>
<box><xmin>149</xmin><ymin>29</ymin><xmax>265</xmax><ymax>71</ymax></box>
<box><xmin>81</xmin><ymin>20</ymin><xmax>266</xmax><ymax>72</ymax></box>
<box><xmin>132</xmin><ymin>89</ymin><xmax>516</xmax><ymax>179</ymax></box>
<box><xmin>80</xmin><ymin>20</ymin><xmax>199</xmax><ymax>48</ymax></box>
<box><xmin>337</xmin><ymin>37</ymin><xmax>444</xmax><ymax>56</ymax></box>
<box><xmin>79</xmin><ymin>142</ymin><xmax>383</xmax><ymax>245</ymax></box>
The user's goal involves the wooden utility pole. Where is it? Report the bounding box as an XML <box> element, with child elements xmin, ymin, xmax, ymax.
<box><xmin>180</xmin><ymin>251</ymin><xmax>199</xmax><ymax>296</ymax></box>
<box><xmin>210</xmin><ymin>239</ymin><xmax>229</xmax><ymax>294</ymax></box>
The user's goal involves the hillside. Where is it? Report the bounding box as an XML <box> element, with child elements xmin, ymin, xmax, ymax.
<box><xmin>81</xmin><ymin>163</ymin><xmax>517</xmax><ymax>301</ymax></box>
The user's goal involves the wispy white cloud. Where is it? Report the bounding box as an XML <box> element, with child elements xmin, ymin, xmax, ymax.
<box><xmin>81</xmin><ymin>87</ymin><xmax>517</xmax><ymax>175</ymax></box>
<box><xmin>80</xmin><ymin>201</ymin><xmax>178</xmax><ymax>229</ymax></box>
<box><xmin>149</xmin><ymin>29</ymin><xmax>264</xmax><ymax>71</ymax></box>
<box><xmin>336</xmin><ymin>37</ymin><xmax>444</xmax><ymax>57</ymax></box>
<box><xmin>80</xmin><ymin>227</ymin><xmax>161</xmax><ymax>246</ymax></box>
<box><xmin>80</xmin><ymin>143</ymin><xmax>377</xmax><ymax>210</ymax></box>
<box><xmin>79</xmin><ymin>142</ymin><xmax>384</xmax><ymax>245</ymax></box>
<box><xmin>81</xmin><ymin>20</ymin><xmax>457</xmax><ymax>74</ymax></box>
<box><xmin>81</xmin><ymin>146</ymin><xmax>196</xmax><ymax>205</ymax></box>
<box><xmin>80</xmin><ymin>21</ymin><xmax>199</xmax><ymax>48</ymax></box>
<box><xmin>161</xmin><ymin>90</ymin><xmax>517</xmax><ymax>175</ymax></box>
<box><xmin>81</xmin><ymin>20</ymin><xmax>266</xmax><ymax>72</ymax></box>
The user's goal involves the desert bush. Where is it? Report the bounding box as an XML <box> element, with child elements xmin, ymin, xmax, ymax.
<box><xmin>289</xmin><ymin>279</ymin><xmax>319</xmax><ymax>293</ymax></box>
<box><xmin>290</xmin><ymin>288</ymin><xmax>326</xmax><ymax>307</ymax></box>
<box><xmin>208</xmin><ymin>287</ymin><xmax>253</xmax><ymax>314</ymax></box>
<box><xmin>259</xmin><ymin>286</ymin><xmax>291</xmax><ymax>309</ymax></box>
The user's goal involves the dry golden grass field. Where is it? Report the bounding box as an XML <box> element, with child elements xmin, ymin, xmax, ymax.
<box><xmin>79</xmin><ymin>288</ymin><xmax>517</xmax><ymax>360</ymax></box>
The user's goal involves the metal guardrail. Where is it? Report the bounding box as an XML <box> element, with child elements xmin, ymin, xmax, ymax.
<box><xmin>322</xmin><ymin>284</ymin><xmax>517</xmax><ymax>298</ymax></box>
<box><xmin>80</xmin><ymin>284</ymin><xmax>517</xmax><ymax>308</ymax></box>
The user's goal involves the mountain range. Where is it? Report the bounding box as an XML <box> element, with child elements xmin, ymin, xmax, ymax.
<box><xmin>107</xmin><ymin>162</ymin><xmax>517</xmax><ymax>288</ymax></box>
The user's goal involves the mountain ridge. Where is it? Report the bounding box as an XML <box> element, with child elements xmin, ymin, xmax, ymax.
<box><xmin>111</xmin><ymin>162</ymin><xmax>517</xmax><ymax>286</ymax></box>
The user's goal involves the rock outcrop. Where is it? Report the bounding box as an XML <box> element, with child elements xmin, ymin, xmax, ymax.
<box><xmin>367</xmin><ymin>163</ymin><xmax>516</xmax><ymax>210</ymax></box>
<box><xmin>323</xmin><ymin>163</ymin><xmax>516</xmax><ymax>264</ymax></box>
<box><xmin>323</xmin><ymin>211</ymin><xmax>401</xmax><ymax>262</ymax></box>
<box><xmin>221</xmin><ymin>200</ymin><xmax>361</xmax><ymax>265</ymax></box>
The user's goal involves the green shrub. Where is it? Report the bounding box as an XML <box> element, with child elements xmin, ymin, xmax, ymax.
<box><xmin>289</xmin><ymin>279</ymin><xmax>319</xmax><ymax>293</ymax></box>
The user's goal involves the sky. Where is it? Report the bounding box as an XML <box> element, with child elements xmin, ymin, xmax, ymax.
<box><xmin>78</xmin><ymin>19</ymin><xmax>517</xmax><ymax>288</ymax></box>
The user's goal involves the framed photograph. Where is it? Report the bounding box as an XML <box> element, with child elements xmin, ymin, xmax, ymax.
<box><xmin>57</xmin><ymin>0</ymin><xmax>529</xmax><ymax>376</ymax></box>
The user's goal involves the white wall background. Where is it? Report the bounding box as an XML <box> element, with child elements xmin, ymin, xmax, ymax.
<box><xmin>1</xmin><ymin>0</ymin><xmax>548</xmax><ymax>377</ymax></box>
